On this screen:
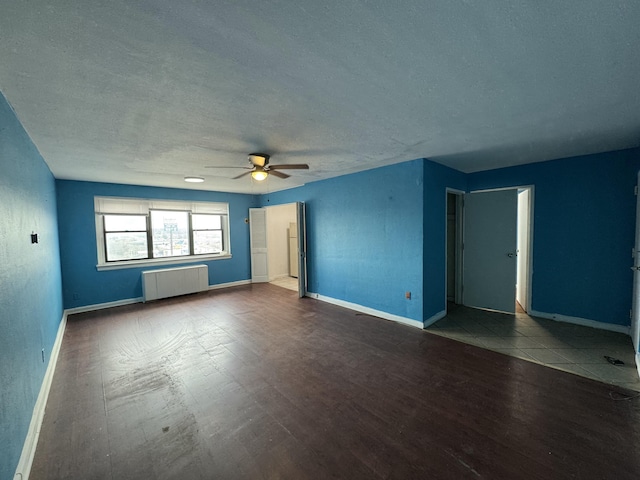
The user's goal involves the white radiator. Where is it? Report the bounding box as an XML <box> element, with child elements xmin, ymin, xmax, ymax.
<box><xmin>142</xmin><ymin>265</ymin><xmax>209</xmax><ymax>302</ymax></box>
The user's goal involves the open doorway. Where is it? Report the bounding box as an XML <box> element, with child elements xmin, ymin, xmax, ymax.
<box><xmin>449</xmin><ymin>186</ymin><xmax>533</xmax><ymax>314</ymax></box>
<box><xmin>266</xmin><ymin>203</ymin><xmax>298</xmax><ymax>292</ymax></box>
<box><xmin>249</xmin><ymin>202</ymin><xmax>307</xmax><ymax>297</ymax></box>
<box><xmin>516</xmin><ymin>188</ymin><xmax>531</xmax><ymax>313</ymax></box>
<box><xmin>446</xmin><ymin>190</ymin><xmax>464</xmax><ymax>307</ymax></box>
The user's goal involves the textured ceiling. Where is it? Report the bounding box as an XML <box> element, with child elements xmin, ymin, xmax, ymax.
<box><xmin>1</xmin><ymin>1</ymin><xmax>639</xmax><ymax>194</ymax></box>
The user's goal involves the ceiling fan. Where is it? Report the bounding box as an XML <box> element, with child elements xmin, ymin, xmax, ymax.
<box><xmin>205</xmin><ymin>153</ymin><xmax>309</xmax><ymax>181</ymax></box>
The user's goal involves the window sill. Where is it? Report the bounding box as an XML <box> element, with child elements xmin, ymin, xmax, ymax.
<box><xmin>96</xmin><ymin>253</ymin><xmax>232</xmax><ymax>271</ymax></box>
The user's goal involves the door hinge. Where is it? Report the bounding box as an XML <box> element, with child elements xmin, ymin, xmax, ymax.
<box><xmin>635</xmin><ymin>185</ymin><xmax>638</xmax><ymax>196</ymax></box>
<box><xmin>633</xmin><ymin>247</ymin><xmax>636</xmax><ymax>259</ymax></box>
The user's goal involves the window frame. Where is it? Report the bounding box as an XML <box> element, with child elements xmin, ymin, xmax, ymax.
<box><xmin>102</xmin><ymin>213</ymin><xmax>151</xmax><ymax>262</ymax></box>
<box><xmin>191</xmin><ymin>213</ymin><xmax>224</xmax><ymax>255</ymax></box>
<box><xmin>95</xmin><ymin>196</ymin><xmax>231</xmax><ymax>271</ymax></box>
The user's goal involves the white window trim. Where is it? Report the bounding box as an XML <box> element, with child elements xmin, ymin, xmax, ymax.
<box><xmin>94</xmin><ymin>196</ymin><xmax>231</xmax><ymax>270</ymax></box>
<box><xmin>96</xmin><ymin>253</ymin><xmax>232</xmax><ymax>271</ymax></box>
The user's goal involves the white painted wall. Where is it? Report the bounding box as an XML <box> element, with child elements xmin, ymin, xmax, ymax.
<box><xmin>266</xmin><ymin>203</ymin><xmax>297</xmax><ymax>281</ymax></box>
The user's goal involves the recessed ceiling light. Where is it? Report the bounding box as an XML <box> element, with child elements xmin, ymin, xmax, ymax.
<box><xmin>184</xmin><ymin>176</ymin><xmax>204</xmax><ymax>183</ymax></box>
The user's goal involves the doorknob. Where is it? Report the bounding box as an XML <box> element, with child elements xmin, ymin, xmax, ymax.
<box><xmin>507</xmin><ymin>252</ymin><xmax>514</xmax><ymax>258</ymax></box>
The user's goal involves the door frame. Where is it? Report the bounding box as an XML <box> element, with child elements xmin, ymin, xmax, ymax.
<box><xmin>631</xmin><ymin>171</ymin><xmax>640</xmax><ymax>356</ymax></box>
<box><xmin>296</xmin><ymin>201</ymin><xmax>307</xmax><ymax>298</ymax></box>
<box><xmin>459</xmin><ymin>185</ymin><xmax>535</xmax><ymax>314</ymax></box>
<box><xmin>252</xmin><ymin>202</ymin><xmax>308</xmax><ymax>297</ymax></box>
<box><xmin>445</xmin><ymin>188</ymin><xmax>465</xmax><ymax>310</ymax></box>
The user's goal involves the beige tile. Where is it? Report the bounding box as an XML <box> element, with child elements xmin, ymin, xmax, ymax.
<box><xmin>519</xmin><ymin>348</ymin><xmax>573</xmax><ymax>365</ymax></box>
<box><xmin>562</xmin><ymin>337</ymin><xmax>617</xmax><ymax>349</ymax></box>
<box><xmin>508</xmin><ymin>349</ymin><xmax>538</xmax><ymax>362</ymax></box>
<box><xmin>484</xmin><ymin>325</ymin><xmax>523</xmax><ymax>336</ymax></box>
<box><xmin>437</xmin><ymin>305</ymin><xmax>640</xmax><ymax>389</ymax></box>
<box><xmin>530</xmin><ymin>336</ymin><xmax>575</xmax><ymax>349</ymax></box>
<box><xmin>453</xmin><ymin>336</ymin><xmax>488</xmax><ymax>348</ymax></box>
<box><xmin>549</xmin><ymin>363</ymin><xmax>599</xmax><ymax>379</ymax></box>
<box><xmin>432</xmin><ymin>326</ymin><xmax>471</xmax><ymax>337</ymax></box>
<box><xmin>508</xmin><ymin>336</ymin><xmax>547</xmax><ymax>349</ymax></box>
<box><xmin>514</xmin><ymin>326</ymin><xmax>558</xmax><ymax>337</ymax></box>
<box><xmin>580</xmin><ymin>363</ymin><xmax>640</xmax><ymax>384</ymax></box>
<box><xmin>460</xmin><ymin>324</ymin><xmax>496</xmax><ymax>336</ymax></box>
<box><xmin>474</xmin><ymin>336</ymin><xmax>521</xmax><ymax>349</ymax></box>
<box><xmin>550</xmin><ymin>348</ymin><xmax>608</xmax><ymax>364</ymax></box>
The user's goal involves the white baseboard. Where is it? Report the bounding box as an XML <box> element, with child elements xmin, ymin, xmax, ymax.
<box><xmin>65</xmin><ymin>297</ymin><xmax>143</xmax><ymax>315</ymax></box>
<box><xmin>529</xmin><ymin>310</ymin><xmax>631</xmax><ymax>335</ymax></box>
<box><xmin>14</xmin><ymin>312</ymin><xmax>68</xmax><ymax>480</ymax></box>
<box><xmin>424</xmin><ymin>309</ymin><xmax>447</xmax><ymax>328</ymax></box>
<box><xmin>65</xmin><ymin>280</ymin><xmax>252</xmax><ymax>313</ymax></box>
<box><xmin>13</xmin><ymin>279</ymin><xmax>254</xmax><ymax>479</ymax></box>
<box><xmin>208</xmin><ymin>279</ymin><xmax>251</xmax><ymax>290</ymax></box>
<box><xmin>307</xmin><ymin>292</ymin><xmax>424</xmax><ymax>329</ymax></box>
<box><xmin>636</xmin><ymin>353</ymin><xmax>640</xmax><ymax>380</ymax></box>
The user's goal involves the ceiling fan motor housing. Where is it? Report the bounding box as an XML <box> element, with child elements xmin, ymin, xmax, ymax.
<box><xmin>249</xmin><ymin>153</ymin><xmax>270</xmax><ymax>167</ymax></box>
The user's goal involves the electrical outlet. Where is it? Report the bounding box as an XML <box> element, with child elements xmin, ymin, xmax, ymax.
<box><xmin>405</xmin><ymin>291</ymin><xmax>411</xmax><ymax>299</ymax></box>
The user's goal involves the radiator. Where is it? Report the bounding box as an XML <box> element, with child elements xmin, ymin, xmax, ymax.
<box><xmin>142</xmin><ymin>265</ymin><xmax>209</xmax><ymax>302</ymax></box>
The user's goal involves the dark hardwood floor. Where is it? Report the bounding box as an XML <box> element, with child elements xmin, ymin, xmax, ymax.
<box><xmin>31</xmin><ymin>284</ymin><xmax>640</xmax><ymax>479</ymax></box>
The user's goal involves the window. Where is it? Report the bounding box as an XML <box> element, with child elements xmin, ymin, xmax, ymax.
<box><xmin>95</xmin><ymin>197</ymin><xmax>230</xmax><ymax>270</ymax></box>
<box><xmin>104</xmin><ymin>214</ymin><xmax>148</xmax><ymax>261</ymax></box>
<box><xmin>151</xmin><ymin>210</ymin><xmax>190</xmax><ymax>258</ymax></box>
<box><xmin>192</xmin><ymin>214</ymin><xmax>223</xmax><ymax>254</ymax></box>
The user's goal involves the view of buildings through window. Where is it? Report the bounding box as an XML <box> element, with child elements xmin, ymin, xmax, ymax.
<box><xmin>103</xmin><ymin>210</ymin><xmax>224</xmax><ymax>262</ymax></box>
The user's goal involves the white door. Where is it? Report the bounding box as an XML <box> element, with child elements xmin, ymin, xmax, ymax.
<box><xmin>631</xmin><ymin>173</ymin><xmax>640</xmax><ymax>353</ymax></box>
<box><xmin>516</xmin><ymin>188</ymin><xmax>531</xmax><ymax>311</ymax></box>
<box><xmin>296</xmin><ymin>202</ymin><xmax>307</xmax><ymax>298</ymax></box>
<box><xmin>463</xmin><ymin>189</ymin><xmax>518</xmax><ymax>313</ymax></box>
<box><xmin>249</xmin><ymin>208</ymin><xmax>269</xmax><ymax>283</ymax></box>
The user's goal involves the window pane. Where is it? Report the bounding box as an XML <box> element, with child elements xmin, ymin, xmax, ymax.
<box><xmin>151</xmin><ymin>210</ymin><xmax>190</xmax><ymax>257</ymax></box>
<box><xmin>192</xmin><ymin>214</ymin><xmax>221</xmax><ymax>230</ymax></box>
<box><xmin>193</xmin><ymin>231</ymin><xmax>223</xmax><ymax>254</ymax></box>
<box><xmin>104</xmin><ymin>215</ymin><xmax>146</xmax><ymax>232</ymax></box>
<box><xmin>105</xmin><ymin>232</ymin><xmax>148</xmax><ymax>261</ymax></box>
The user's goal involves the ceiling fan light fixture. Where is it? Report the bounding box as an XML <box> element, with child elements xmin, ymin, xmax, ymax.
<box><xmin>251</xmin><ymin>167</ymin><xmax>268</xmax><ymax>181</ymax></box>
<box><xmin>184</xmin><ymin>176</ymin><xmax>205</xmax><ymax>183</ymax></box>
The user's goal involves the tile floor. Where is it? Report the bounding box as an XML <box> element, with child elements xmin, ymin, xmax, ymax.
<box><xmin>270</xmin><ymin>275</ymin><xmax>299</xmax><ymax>292</ymax></box>
<box><xmin>427</xmin><ymin>303</ymin><xmax>640</xmax><ymax>392</ymax></box>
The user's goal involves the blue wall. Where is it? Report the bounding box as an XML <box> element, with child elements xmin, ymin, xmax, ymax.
<box><xmin>423</xmin><ymin>160</ymin><xmax>467</xmax><ymax>319</ymax></box>
<box><xmin>261</xmin><ymin>152</ymin><xmax>640</xmax><ymax>329</ymax></box>
<box><xmin>0</xmin><ymin>93</ymin><xmax>64</xmax><ymax>479</ymax></box>
<box><xmin>468</xmin><ymin>149</ymin><xmax>640</xmax><ymax>326</ymax></box>
<box><xmin>1</xmin><ymin>80</ymin><xmax>638</xmax><ymax>479</ymax></box>
<box><xmin>56</xmin><ymin>180</ymin><xmax>258</xmax><ymax>309</ymax></box>
<box><xmin>261</xmin><ymin>160</ymin><xmax>426</xmax><ymax>322</ymax></box>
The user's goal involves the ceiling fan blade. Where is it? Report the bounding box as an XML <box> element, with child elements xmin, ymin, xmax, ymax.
<box><xmin>269</xmin><ymin>170</ymin><xmax>290</xmax><ymax>179</ymax></box>
<box><xmin>204</xmin><ymin>166</ymin><xmax>251</xmax><ymax>169</ymax></box>
<box><xmin>268</xmin><ymin>164</ymin><xmax>309</xmax><ymax>170</ymax></box>
<box><xmin>232</xmin><ymin>171</ymin><xmax>253</xmax><ymax>179</ymax></box>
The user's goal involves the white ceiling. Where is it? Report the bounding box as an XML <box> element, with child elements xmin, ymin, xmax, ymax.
<box><xmin>1</xmin><ymin>1</ymin><xmax>639</xmax><ymax>194</ymax></box>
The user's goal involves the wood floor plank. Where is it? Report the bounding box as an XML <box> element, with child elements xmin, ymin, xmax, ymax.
<box><xmin>30</xmin><ymin>283</ymin><xmax>640</xmax><ymax>479</ymax></box>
